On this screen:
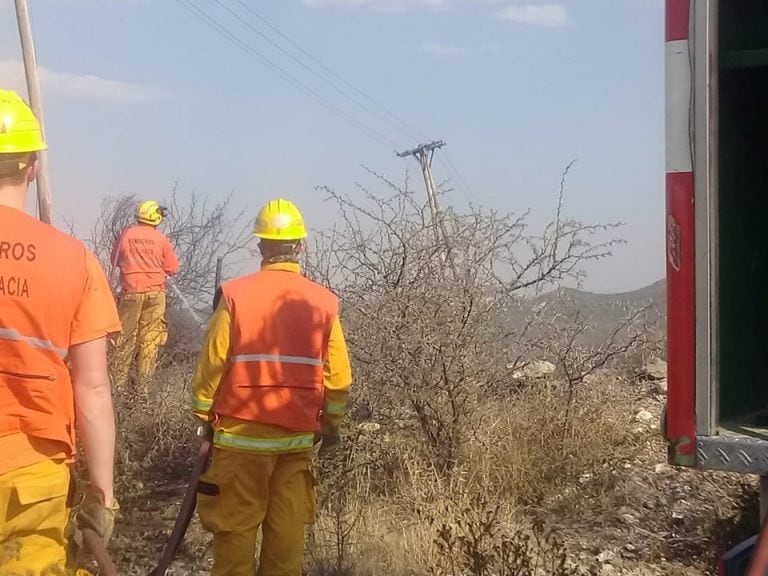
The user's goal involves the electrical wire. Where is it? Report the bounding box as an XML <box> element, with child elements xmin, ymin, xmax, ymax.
<box><xmin>224</xmin><ymin>0</ymin><xmax>478</xmax><ymax>201</ymax></box>
<box><xmin>174</xmin><ymin>0</ymin><xmax>400</xmax><ymax>151</ymax></box>
<box><xmin>216</xmin><ymin>0</ymin><xmax>421</xmax><ymax>146</ymax></box>
<box><xmin>230</xmin><ymin>0</ymin><xmax>428</xmax><ymax>143</ymax></box>
<box><xmin>176</xmin><ymin>0</ymin><xmax>477</xmax><ymax>201</ymax></box>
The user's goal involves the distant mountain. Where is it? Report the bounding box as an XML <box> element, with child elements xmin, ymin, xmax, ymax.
<box><xmin>533</xmin><ymin>279</ymin><xmax>666</xmax><ymax>348</ymax></box>
<box><xmin>545</xmin><ymin>279</ymin><xmax>666</xmax><ymax>318</ymax></box>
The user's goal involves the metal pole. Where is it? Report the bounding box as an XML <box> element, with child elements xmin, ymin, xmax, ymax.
<box><xmin>14</xmin><ymin>0</ymin><xmax>52</xmax><ymax>224</ymax></box>
<box><xmin>214</xmin><ymin>256</ymin><xmax>224</xmax><ymax>291</ymax></box>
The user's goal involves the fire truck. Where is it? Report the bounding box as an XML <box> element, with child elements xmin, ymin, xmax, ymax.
<box><xmin>663</xmin><ymin>1</ymin><xmax>768</xmax><ymax>573</ymax></box>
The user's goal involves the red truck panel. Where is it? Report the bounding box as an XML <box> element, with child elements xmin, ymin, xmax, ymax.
<box><xmin>666</xmin><ymin>172</ymin><xmax>696</xmax><ymax>465</ymax></box>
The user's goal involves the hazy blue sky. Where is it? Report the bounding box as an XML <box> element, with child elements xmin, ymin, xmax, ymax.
<box><xmin>0</xmin><ymin>0</ymin><xmax>664</xmax><ymax>293</ymax></box>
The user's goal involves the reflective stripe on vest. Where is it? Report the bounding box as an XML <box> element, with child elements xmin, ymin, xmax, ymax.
<box><xmin>213</xmin><ymin>430</ymin><xmax>315</xmax><ymax>452</ymax></box>
<box><xmin>229</xmin><ymin>354</ymin><xmax>323</xmax><ymax>367</ymax></box>
<box><xmin>0</xmin><ymin>327</ymin><xmax>67</xmax><ymax>359</ymax></box>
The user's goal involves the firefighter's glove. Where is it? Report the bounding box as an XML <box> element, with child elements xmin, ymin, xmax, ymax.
<box><xmin>74</xmin><ymin>489</ymin><xmax>119</xmax><ymax>547</ymax></box>
<box><xmin>318</xmin><ymin>430</ymin><xmax>341</xmax><ymax>460</ymax></box>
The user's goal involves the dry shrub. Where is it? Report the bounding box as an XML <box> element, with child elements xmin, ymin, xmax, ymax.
<box><xmin>428</xmin><ymin>501</ymin><xmax>580</xmax><ymax>576</ymax></box>
<box><xmin>305</xmin><ymin>167</ymin><xmax>647</xmax><ymax>479</ymax></box>
<box><xmin>113</xmin><ymin>363</ymin><xmax>197</xmax><ymax>495</ymax></box>
<box><xmin>304</xmin><ymin>375</ymin><xmax>634</xmax><ymax>575</ymax></box>
<box><xmin>308</xmin><ymin>498</ymin><xmax>428</xmax><ymax>576</ymax></box>
<box><xmin>467</xmin><ymin>377</ymin><xmax>635</xmax><ymax>505</ymax></box>
<box><xmin>301</xmin><ymin>166</ymin><xmax>649</xmax><ymax>574</ymax></box>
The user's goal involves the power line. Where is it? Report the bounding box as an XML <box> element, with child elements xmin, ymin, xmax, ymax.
<box><xmin>216</xmin><ymin>0</ymin><xmax>418</xmax><ymax>145</ymax></box>
<box><xmin>214</xmin><ymin>1</ymin><xmax>478</xmax><ymax>202</ymax></box>
<box><xmin>397</xmin><ymin>140</ymin><xmax>458</xmax><ymax>277</ymax></box>
<box><xmin>229</xmin><ymin>0</ymin><xmax>428</xmax><ymax>143</ymax></box>
<box><xmin>178</xmin><ymin>0</ymin><xmax>478</xmax><ymax>202</ymax></box>
<box><xmin>229</xmin><ymin>0</ymin><xmax>477</xmax><ymax>203</ymax></box>
<box><xmin>174</xmin><ymin>0</ymin><xmax>400</xmax><ymax>151</ymax></box>
<box><xmin>441</xmin><ymin>151</ymin><xmax>475</xmax><ymax>201</ymax></box>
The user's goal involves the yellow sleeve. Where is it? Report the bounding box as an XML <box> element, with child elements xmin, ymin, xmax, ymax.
<box><xmin>191</xmin><ymin>299</ymin><xmax>231</xmax><ymax>420</ymax></box>
<box><xmin>322</xmin><ymin>316</ymin><xmax>353</xmax><ymax>432</ymax></box>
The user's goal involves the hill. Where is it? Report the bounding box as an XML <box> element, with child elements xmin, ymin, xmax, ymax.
<box><xmin>536</xmin><ymin>279</ymin><xmax>666</xmax><ymax>349</ymax></box>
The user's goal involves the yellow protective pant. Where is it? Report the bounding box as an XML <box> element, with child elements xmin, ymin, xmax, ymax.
<box><xmin>197</xmin><ymin>448</ymin><xmax>316</xmax><ymax>576</ymax></box>
<box><xmin>111</xmin><ymin>291</ymin><xmax>168</xmax><ymax>392</ymax></box>
<box><xmin>0</xmin><ymin>459</ymin><xmax>72</xmax><ymax>576</ymax></box>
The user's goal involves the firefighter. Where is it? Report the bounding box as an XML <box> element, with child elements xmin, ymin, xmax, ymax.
<box><xmin>110</xmin><ymin>200</ymin><xmax>180</xmax><ymax>392</ymax></box>
<box><xmin>0</xmin><ymin>89</ymin><xmax>121</xmax><ymax>573</ymax></box>
<box><xmin>191</xmin><ymin>198</ymin><xmax>352</xmax><ymax>576</ymax></box>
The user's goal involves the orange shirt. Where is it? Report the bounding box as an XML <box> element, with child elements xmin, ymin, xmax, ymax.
<box><xmin>0</xmin><ymin>205</ymin><xmax>121</xmax><ymax>474</ymax></box>
<box><xmin>111</xmin><ymin>224</ymin><xmax>180</xmax><ymax>294</ymax></box>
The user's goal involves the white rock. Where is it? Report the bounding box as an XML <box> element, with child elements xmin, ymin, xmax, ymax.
<box><xmin>579</xmin><ymin>472</ymin><xmax>593</xmax><ymax>484</ymax></box>
<box><xmin>597</xmin><ymin>550</ymin><xmax>616</xmax><ymax>564</ymax></box>
<box><xmin>511</xmin><ymin>360</ymin><xmax>556</xmax><ymax>380</ymax></box>
<box><xmin>641</xmin><ymin>357</ymin><xmax>668</xmax><ymax>380</ymax></box>
<box><xmin>635</xmin><ymin>410</ymin><xmax>654</xmax><ymax>423</ymax></box>
<box><xmin>359</xmin><ymin>422</ymin><xmax>381</xmax><ymax>433</ymax></box>
<box><xmin>654</xmin><ymin>463</ymin><xmax>672</xmax><ymax>475</ymax></box>
<box><xmin>621</xmin><ymin>513</ymin><xmax>639</xmax><ymax>525</ymax></box>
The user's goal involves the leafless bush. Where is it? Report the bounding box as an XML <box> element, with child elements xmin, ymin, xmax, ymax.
<box><xmin>307</xmin><ymin>426</ymin><xmax>384</xmax><ymax>576</ymax></box>
<box><xmin>305</xmin><ymin>164</ymin><xmax>643</xmax><ymax>474</ymax></box>
<box><xmin>113</xmin><ymin>364</ymin><xmax>197</xmax><ymax>494</ymax></box>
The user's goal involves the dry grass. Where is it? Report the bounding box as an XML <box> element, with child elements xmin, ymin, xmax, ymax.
<box><xmin>111</xmin><ymin>360</ymin><xmax>197</xmax><ymax>496</ymax></box>
<box><xmin>103</xmin><ymin>359</ymin><xmax>754</xmax><ymax>576</ymax></box>
<box><xmin>465</xmin><ymin>377</ymin><xmax>635</xmax><ymax>506</ymax></box>
<box><xmin>303</xmin><ymin>375</ymin><xmax>637</xmax><ymax>575</ymax></box>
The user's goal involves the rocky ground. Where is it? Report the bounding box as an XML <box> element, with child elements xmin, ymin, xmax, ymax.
<box><xmin>95</xmin><ymin>361</ymin><xmax>759</xmax><ymax>576</ymax></box>
<box><xmin>544</xmin><ymin>362</ymin><xmax>758</xmax><ymax>576</ymax></box>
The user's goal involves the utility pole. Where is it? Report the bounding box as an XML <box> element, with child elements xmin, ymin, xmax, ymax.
<box><xmin>15</xmin><ymin>0</ymin><xmax>52</xmax><ymax>224</ymax></box>
<box><xmin>397</xmin><ymin>140</ymin><xmax>456</xmax><ymax>276</ymax></box>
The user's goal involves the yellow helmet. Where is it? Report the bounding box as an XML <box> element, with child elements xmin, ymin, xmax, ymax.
<box><xmin>253</xmin><ymin>198</ymin><xmax>307</xmax><ymax>241</ymax></box>
<box><xmin>136</xmin><ymin>200</ymin><xmax>166</xmax><ymax>226</ymax></box>
<box><xmin>0</xmin><ymin>89</ymin><xmax>46</xmax><ymax>154</ymax></box>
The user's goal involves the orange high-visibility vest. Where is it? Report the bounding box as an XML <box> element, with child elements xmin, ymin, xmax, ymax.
<box><xmin>213</xmin><ymin>269</ymin><xmax>338</xmax><ymax>432</ymax></box>
<box><xmin>0</xmin><ymin>209</ymin><xmax>90</xmax><ymax>455</ymax></box>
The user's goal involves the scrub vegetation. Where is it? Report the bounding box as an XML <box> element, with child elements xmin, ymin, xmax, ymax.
<box><xmin>83</xmin><ymin>168</ymin><xmax>757</xmax><ymax>575</ymax></box>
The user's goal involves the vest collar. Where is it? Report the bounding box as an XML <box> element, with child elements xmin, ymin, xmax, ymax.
<box><xmin>261</xmin><ymin>262</ymin><xmax>301</xmax><ymax>274</ymax></box>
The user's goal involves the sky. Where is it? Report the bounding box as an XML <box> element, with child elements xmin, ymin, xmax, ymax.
<box><xmin>0</xmin><ymin>0</ymin><xmax>665</xmax><ymax>293</ymax></box>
